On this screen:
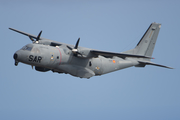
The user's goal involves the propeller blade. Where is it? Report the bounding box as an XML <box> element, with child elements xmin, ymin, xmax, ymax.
<box><xmin>75</xmin><ymin>38</ymin><xmax>80</xmax><ymax>49</ymax></box>
<box><xmin>29</xmin><ymin>36</ymin><xmax>35</xmax><ymax>42</ymax></box>
<box><xmin>67</xmin><ymin>38</ymin><xmax>85</xmax><ymax>57</ymax></box>
<box><xmin>66</xmin><ymin>45</ymin><xmax>73</xmax><ymax>50</ymax></box>
<box><xmin>36</xmin><ymin>31</ymin><xmax>42</xmax><ymax>41</ymax></box>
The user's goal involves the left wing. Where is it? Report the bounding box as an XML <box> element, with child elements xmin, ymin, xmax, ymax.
<box><xmin>9</xmin><ymin>28</ymin><xmax>40</xmax><ymax>39</ymax></box>
<box><xmin>90</xmin><ymin>50</ymin><xmax>153</xmax><ymax>59</ymax></box>
<box><xmin>9</xmin><ymin>28</ymin><xmax>47</xmax><ymax>41</ymax></box>
<box><xmin>138</xmin><ymin>61</ymin><xmax>173</xmax><ymax>69</ymax></box>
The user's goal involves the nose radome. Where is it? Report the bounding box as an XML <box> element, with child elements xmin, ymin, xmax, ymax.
<box><xmin>13</xmin><ymin>53</ymin><xmax>18</xmax><ymax>60</ymax></box>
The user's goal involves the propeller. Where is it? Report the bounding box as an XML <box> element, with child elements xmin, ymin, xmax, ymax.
<box><xmin>67</xmin><ymin>38</ymin><xmax>83</xmax><ymax>57</ymax></box>
<box><xmin>36</xmin><ymin>31</ymin><xmax>42</xmax><ymax>41</ymax></box>
<box><xmin>29</xmin><ymin>30</ymin><xmax>42</xmax><ymax>43</ymax></box>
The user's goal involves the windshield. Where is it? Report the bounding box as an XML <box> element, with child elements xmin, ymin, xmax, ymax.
<box><xmin>21</xmin><ymin>46</ymin><xmax>33</xmax><ymax>51</ymax></box>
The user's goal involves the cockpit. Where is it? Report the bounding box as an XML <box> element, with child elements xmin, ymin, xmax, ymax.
<box><xmin>21</xmin><ymin>45</ymin><xmax>33</xmax><ymax>51</ymax></box>
<box><xmin>21</xmin><ymin>44</ymin><xmax>41</xmax><ymax>54</ymax></box>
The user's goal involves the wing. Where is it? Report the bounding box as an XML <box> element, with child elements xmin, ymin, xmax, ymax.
<box><xmin>90</xmin><ymin>50</ymin><xmax>153</xmax><ymax>59</ymax></box>
<box><xmin>9</xmin><ymin>28</ymin><xmax>44</xmax><ymax>41</ymax></box>
<box><xmin>138</xmin><ymin>61</ymin><xmax>173</xmax><ymax>69</ymax></box>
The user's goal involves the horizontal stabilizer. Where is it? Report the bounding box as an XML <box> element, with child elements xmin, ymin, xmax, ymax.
<box><xmin>91</xmin><ymin>50</ymin><xmax>153</xmax><ymax>59</ymax></box>
<box><xmin>138</xmin><ymin>61</ymin><xmax>173</xmax><ymax>69</ymax></box>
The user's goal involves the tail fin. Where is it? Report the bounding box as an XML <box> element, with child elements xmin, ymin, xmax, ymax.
<box><xmin>122</xmin><ymin>23</ymin><xmax>173</xmax><ymax>69</ymax></box>
<box><xmin>135</xmin><ymin>22</ymin><xmax>161</xmax><ymax>58</ymax></box>
<box><xmin>123</xmin><ymin>22</ymin><xmax>161</xmax><ymax>60</ymax></box>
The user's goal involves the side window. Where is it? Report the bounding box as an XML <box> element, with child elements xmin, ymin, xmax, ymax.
<box><xmin>89</xmin><ymin>61</ymin><xmax>92</xmax><ymax>66</ymax></box>
<box><xmin>21</xmin><ymin>46</ymin><xmax>27</xmax><ymax>50</ymax></box>
<box><xmin>26</xmin><ymin>47</ymin><xmax>32</xmax><ymax>51</ymax></box>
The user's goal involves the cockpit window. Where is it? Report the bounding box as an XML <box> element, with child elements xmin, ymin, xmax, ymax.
<box><xmin>21</xmin><ymin>46</ymin><xmax>33</xmax><ymax>51</ymax></box>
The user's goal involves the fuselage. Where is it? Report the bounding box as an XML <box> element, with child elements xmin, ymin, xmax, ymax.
<box><xmin>13</xmin><ymin>43</ymin><xmax>138</xmax><ymax>78</ymax></box>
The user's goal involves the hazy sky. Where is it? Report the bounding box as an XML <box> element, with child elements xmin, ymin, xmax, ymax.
<box><xmin>0</xmin><ymin>0</ymin><xmax>180</xmax><ymax>120</ymax></box>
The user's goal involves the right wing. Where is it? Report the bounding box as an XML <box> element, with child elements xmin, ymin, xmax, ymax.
<box><xmin>90</xmin><ymin>50</ymin><xmax>153</xmax><ymax>59</ymax></box>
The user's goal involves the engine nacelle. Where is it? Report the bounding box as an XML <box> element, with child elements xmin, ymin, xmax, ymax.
<box><xmin>35</xmin><ymin>66</ymin><xmax>50</xmax><ymax>72</ymax></box>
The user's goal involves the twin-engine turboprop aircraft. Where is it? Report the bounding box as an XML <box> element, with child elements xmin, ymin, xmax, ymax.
<box><xmin>11</xmin><ymin>23</ymin><xmax>173</xmax><ymax>79</ymax></box>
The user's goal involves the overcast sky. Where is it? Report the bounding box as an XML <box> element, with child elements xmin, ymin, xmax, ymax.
<box><xmin>0</xmin><ymin>0</ymin><xmax>180</xmax><ymax>120</ymax></box>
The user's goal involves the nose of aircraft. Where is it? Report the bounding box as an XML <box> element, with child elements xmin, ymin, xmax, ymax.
<box><xmin>13</xmin><ymin>52</ymin><xmax>19</xmax><ymax>66</ymax></box>
<box><xmin>13</xmin><ymin>53</ymin><xmax>18</xmax><ymax>60</ymax></box>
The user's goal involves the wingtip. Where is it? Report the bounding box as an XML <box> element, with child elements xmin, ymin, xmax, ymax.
<box><xmin>169</xmin><ymin>67</ymin><xmax>174</xmax><ymax>69</ymax></box>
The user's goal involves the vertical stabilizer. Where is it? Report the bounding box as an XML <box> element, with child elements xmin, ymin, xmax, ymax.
<box><xmin>122</xmin><ymin>23</ymin><xmax>161</xmax><ymax>61</ymax></box>
<box><xmin>135</xmin><ymin>23</ymin><xmax>161</xmax><ymax>57</ymax></box>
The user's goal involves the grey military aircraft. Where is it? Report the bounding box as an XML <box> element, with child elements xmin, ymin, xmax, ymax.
<box><xmin>11</xmin><ymin>22</ymin><xmax>172</xmax><ymax>79</ymax></box>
